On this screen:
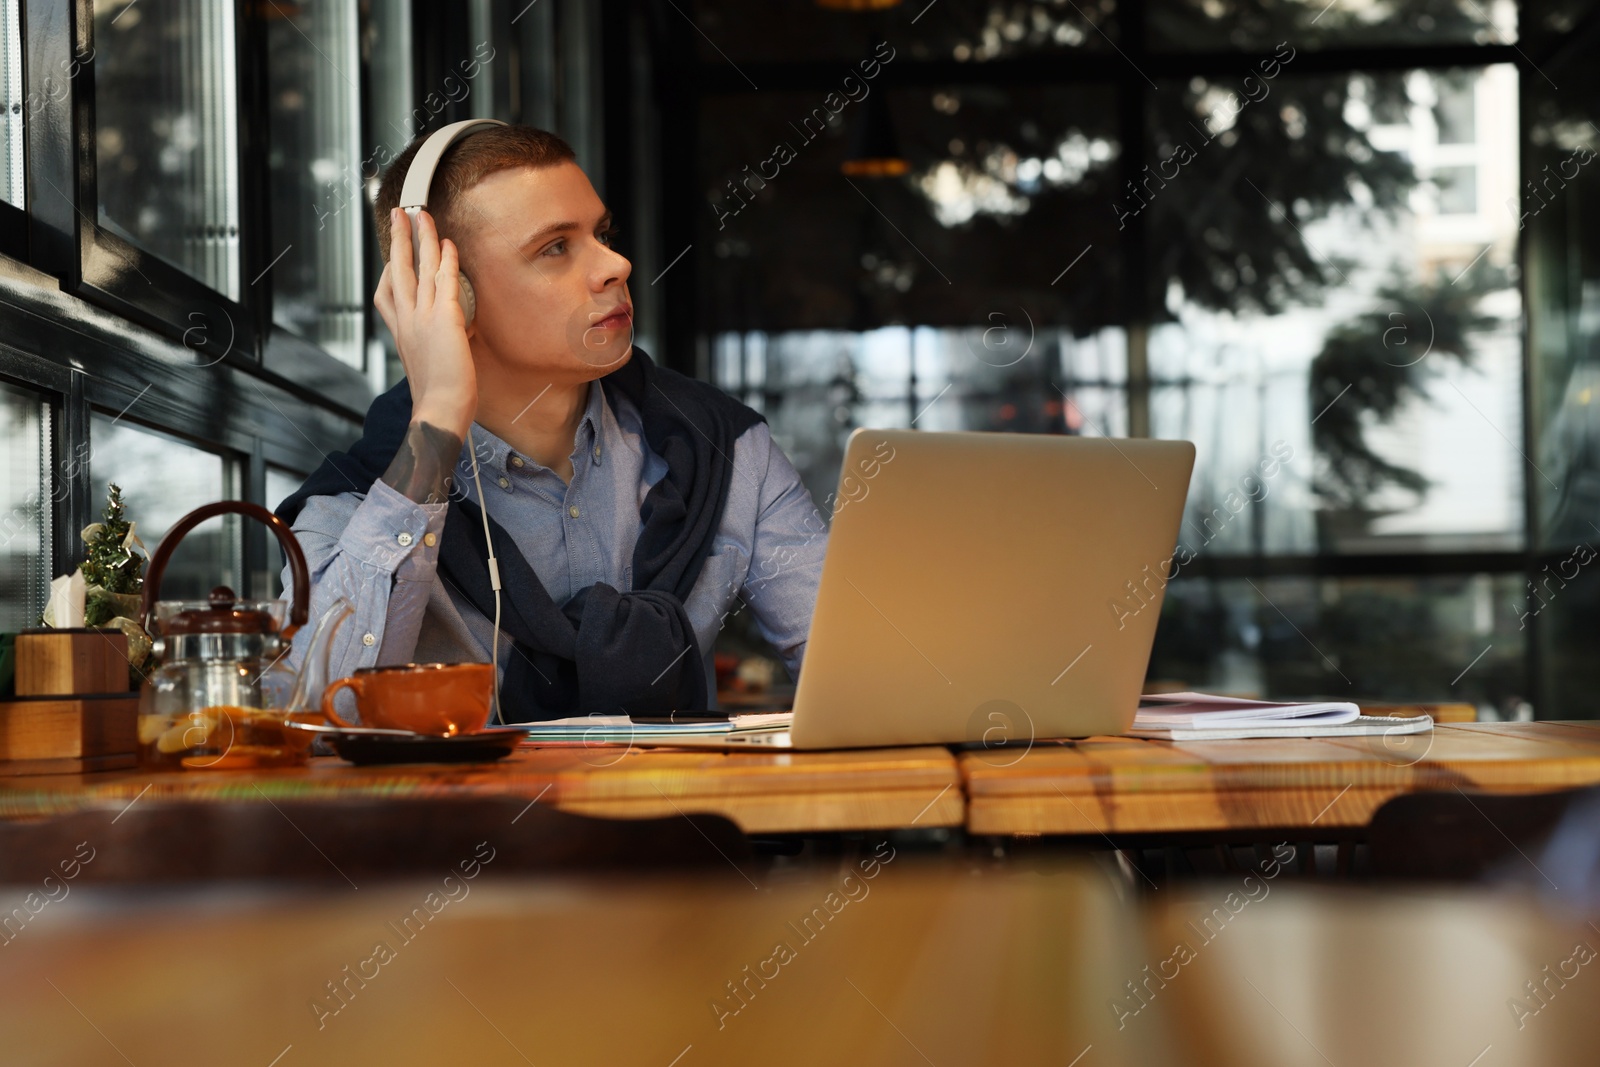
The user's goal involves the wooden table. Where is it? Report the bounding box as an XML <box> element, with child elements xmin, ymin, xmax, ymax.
<box><xmin>0</xmin><ymin>744</ymin><xmax>964</xmax><ymax>835</ymax></box>
<box><xmin>5</xmin><ymin>856</ymin><xmax>1597</xmax><ymax>1066</ymax></box>
<box><xmin>962</xmin><ymin>721</ymin><xmax>1600</xmax><ymax>836</ymax></box>
<box><xmin>3</xmin><ymin>717</ymin><xmax>1591</xmax><ymax>841</ymax></box>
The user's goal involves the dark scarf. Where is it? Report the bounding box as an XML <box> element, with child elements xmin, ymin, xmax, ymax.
<box><xmin>275</xmin><ymin>347</ymin><xmax>766</xmax><ymax>722</ymax></box>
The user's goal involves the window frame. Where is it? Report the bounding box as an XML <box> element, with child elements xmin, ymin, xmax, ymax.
<box><xmin>20</xmin><ymin>0</ymin><xmax>375</xmax><ymax>414</ymax></box>
<box><xmin>85</xmin><ymin>405</ymin><xmax>248</xmax><ymax>599</ymax></box>
<box><xmin>26</xmin><ymin>0</ymin><xmax>256</xmax><ymax>368</ymax></box>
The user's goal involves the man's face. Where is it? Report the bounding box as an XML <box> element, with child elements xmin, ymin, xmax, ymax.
<box><xmin>453</xmin><ymin>161</ymin><xmax>633</xmax><ymax>380</ymax></box>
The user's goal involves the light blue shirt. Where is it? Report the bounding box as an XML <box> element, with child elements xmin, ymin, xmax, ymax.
<box><xmin>280</xmin><ymin>377</ymin><xmax>828</xmax><ymax>717</ymax></box>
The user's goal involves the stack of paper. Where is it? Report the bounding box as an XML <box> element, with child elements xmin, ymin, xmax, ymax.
<box><xmin>1129</xmin><ymin>692</ymin><xmax>1431</xmax><ymax>740</ymax></box>
<box><xmin>518</xmin><ymin>712</ymin><xmax>792</xmax><ymax>747</ymax></box>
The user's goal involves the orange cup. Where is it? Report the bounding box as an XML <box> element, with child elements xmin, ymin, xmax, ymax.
<box><xmin>321</xmin><ymin>662</ymin><xmax>494</xmax><ymax>737</ymax></box>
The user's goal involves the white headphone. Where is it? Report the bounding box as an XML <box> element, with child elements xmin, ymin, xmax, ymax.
<box><xmin>399</xmin><ymin>117</ymin><xmax>510</xmax><ymax>722</ymax></box>
<box><xmin>397</xmin><ymin>117</ymin><xmax>508</xmax><ymax>326</ymax></box>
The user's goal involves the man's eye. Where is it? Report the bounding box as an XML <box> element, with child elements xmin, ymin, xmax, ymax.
<box><xmin>541</xmin><ymin>239</ymin><xmax>566</xmax><ymax>257</ymax></box>
<box><xmin>598</xmin><ymin>226</ymin><xmax>620</xmax><ymax>245</ymax></box>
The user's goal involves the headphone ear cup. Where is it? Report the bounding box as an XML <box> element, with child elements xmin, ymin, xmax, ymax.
<box><xmin>457</xmin><ymin>272</ymin><xmax>477</xmax><ymax>326</ymax></box>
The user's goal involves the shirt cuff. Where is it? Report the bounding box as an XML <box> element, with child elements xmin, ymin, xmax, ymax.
<box><xmin>337</xmin><ymin>477</ymin><xmax>450</xmax><ymax>573</ymax></box>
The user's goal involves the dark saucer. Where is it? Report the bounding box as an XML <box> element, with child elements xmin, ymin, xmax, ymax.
<box><xmin>323</xmin><ymin>726</ymin><xmax>530</xmax><ymax>765</ymax></box>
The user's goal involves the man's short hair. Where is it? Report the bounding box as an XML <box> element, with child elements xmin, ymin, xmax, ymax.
<box><xmin>372</xmin><ymin>123</ymin><xmax>577</xmax><ymax>267</ymax></box>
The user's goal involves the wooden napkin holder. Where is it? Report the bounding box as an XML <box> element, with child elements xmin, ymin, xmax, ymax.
<box><xmin>0</xmin><ymin>628</ymin><xmax>138</xmax><ymax>775</ymax></box>
<box><xmin>15</xmin><ymin>627</ymin><xmax>131</xmax><ymax>696</ymax></box>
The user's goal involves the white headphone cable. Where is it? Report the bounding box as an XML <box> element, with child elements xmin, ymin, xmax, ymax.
<box><xmin>465</xmin><ymin>427</ymin><xmax>503</xmax><ymax>724</ymax></box>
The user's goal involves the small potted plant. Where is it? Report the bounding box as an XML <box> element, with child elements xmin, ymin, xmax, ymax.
<box><xmin>35</xmin><ymin>484</ymin><xmax>154</xmax><ymax>689</ymax></box>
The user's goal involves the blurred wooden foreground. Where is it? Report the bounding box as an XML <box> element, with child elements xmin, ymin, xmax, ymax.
<box><xmin>2</xmin><ymin>856</ymin><xmax>1597</xmax><ymax>1066</ymax></box>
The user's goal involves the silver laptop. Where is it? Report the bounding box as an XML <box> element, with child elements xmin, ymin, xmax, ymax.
<box><xmin>663</xmin><ymin>426</ymin><xmax>1195</xmax><ymax>750</ymax></box>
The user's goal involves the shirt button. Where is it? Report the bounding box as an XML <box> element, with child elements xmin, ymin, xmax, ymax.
<box><xmin>423</xmin><ymin>532</ymin><xmax>437</xmax><ymax>547</ymax></box>
<box><xmin>593</xmin><ymin>445</ymin><xmax>602</xmax><ymax>462</ymax></box>
<box><xmin>497</xmin><ymin>476</ymin><xmax>511</xmax><ymax>490</ymax></box>
<box><xmin>361</xmin><ymin>633</ymin><xmax>376</xmax><ymax>647</ymax></box>
<box><xmin>396</xmin><ymin>531</ymin><xmax>414</xmax><ymax>547</ymax></box>
<box><xmin>569</xmin><ymin>505</ymin><xmax>580</xmax><ymax>518</ymax></box>
<box><xmin>510</xmin><ymin>456</ymin><xmax>525</xmax><ymax>468</ymax></box>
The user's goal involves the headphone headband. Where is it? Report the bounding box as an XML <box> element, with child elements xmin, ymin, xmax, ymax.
<box><xmin>397</xmin><ymin>118</ymin><xmax>510</xmax><ymax>211</ymax></box>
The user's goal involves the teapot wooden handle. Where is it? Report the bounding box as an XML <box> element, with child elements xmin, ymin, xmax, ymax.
<box><xmin>140</xmin><ymin>501</ymin><xmax>311</xmax><ymax>639</ymax></box>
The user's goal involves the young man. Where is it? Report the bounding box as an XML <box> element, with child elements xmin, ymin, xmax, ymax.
<box><xmin>274</xmin><ymin>125</ymin><xmax>826</xmax><ymax>721</ymax></box>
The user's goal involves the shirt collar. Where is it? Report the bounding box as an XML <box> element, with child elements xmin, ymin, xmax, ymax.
<box><xmin>464</xmin><ymin>378</ymin><xmax>607</xmax><ymax>475</ymax></box>
<box><xmin>578</xmin><ymin>376</ymin><xmax>605</xmax><ymax>446</ymax></box>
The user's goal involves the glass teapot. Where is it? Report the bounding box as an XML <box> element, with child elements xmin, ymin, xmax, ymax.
<box><xmin>136</xmin><ymin>500</ymin><xmax>340</xmax><ymax>769</ymax></box>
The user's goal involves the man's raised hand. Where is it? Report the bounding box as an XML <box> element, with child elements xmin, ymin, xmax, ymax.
<box><xmin>373</xmin><ymin>206</ymin><xmax>477</xmax><ymax>505</ymax></box>
<box><xmin>374</xmin><ymin>206</ymin><xmax>477</xmax><ymax>441</ymax></box>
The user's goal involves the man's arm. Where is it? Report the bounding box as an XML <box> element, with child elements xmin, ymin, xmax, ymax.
<box><xmin>737</xmin><ymin>427</ymin><xmax>829</xmax><ymax>680</ymax></box>
<box><xmin>280</xmin><ymin>477</ymin><xmax>449</xmax><ymax>690</ymax></box>
<box><xmin>381</xmin><ymin>420</ymin><xmax>461</xmax><ymax>504</ymax></box>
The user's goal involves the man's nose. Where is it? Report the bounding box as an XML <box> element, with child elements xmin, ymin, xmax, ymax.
<box><xmin>595</xmin><ymin>246</ymin><xmax>632</xmax><ymax>290</ymax></box>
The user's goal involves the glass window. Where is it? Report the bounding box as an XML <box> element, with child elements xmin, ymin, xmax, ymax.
<box><xmin>1145</xmin><ymin>66</ymin><xmax>1523</xmax><ymax>557</ymax></box>
<box><xmin>89</xmin><ymin>414</ymin><xmax>240</xmax><ymax>602</ymax></box>
<box><xmin>1148</xmin><ymin>574</ymin><xmax>1527</xmax><ymax>718</ymax></box>
<box><xmin>1434</xmin><ymin>72</ymin><xmax>1477</xmax><ymax>144</ymax></box>
<box><xmin>1521</xmin><ymin>0</ymin><xmax>1599</xmax><ymax>54</ymax></box>
<box><xmin>683</xmin><ymin>10</ymin><xmax>1592</xmax><ymax>714</ymax></box>
<box><xmin>699</xmin><ymin>79</ymin><xmax>1121</xmax><ymax>530</ymax></box>
<box><xmin>1433</xmin><ymin>164</ymin><xmax>1479</xmax><ymax>213</ymax></box>
<box><xmin>364</xmin><ymin>0</ymin><xmax>414</xmax><ymax>393</ymax></box>
<box><xmin>0</xmin><ymin>383</ymin><xmax>52</xmax><ymax>630</ymax></box>
<box><xmin>700</xmin><ymin>75</ymin><xmax>1117</xmax><ymax>524</ymax></box>
<box><xmin>715</xmin><ymin>324</ymin><xmax>1129</xmax><ymax>514</ymax></box>
<box><xmin>266</xmin><ymin>466</ymin><xmax>303</xmax><ymax>516</ymax></box>
<box><xmin>92</xmin><ymin>0</ymin><xmax>242</xmax><ymax>299</ymax></box>
<box><xmin>1540</xmin><ymin>566</ymin><xmax>1600</xmax><ymax>725</ymax></box>
<box><xmin>700</xmin><ymin>83</ymin><xmax>1121</xmax><ymax>335</ymax></box>
<box><xmin>267</xmin><ymin>0</ymin><xmax>365</xmax><ymax>369</ymax></box>
<box><xmin>515</xmin><ymin>0</ymin><xmax>601</xmax><ymax>175</ymax></box>
<box><xmin>1524</xmin><ymin>56</ymin><xmax>1600</xmax><ymax>550</ymax></box>
<box><xmin>692</xmin><ymin>0</ymin><xmax>1119</xmax><ymax>64</ymax></box>
<box><xmin>1</xmin><ymin>0</ymin><xmax>22</xmax><ymax>208</ymax></box>
<box><xmin>1522</xmin><ymin>47</ymin><xmax>1600</xmax><ymax>719</ymax></box>
<box><xmin>1147</xmin><ymin>0</ymin><xmax>1517</xmax><ymax>52</ymax></box>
